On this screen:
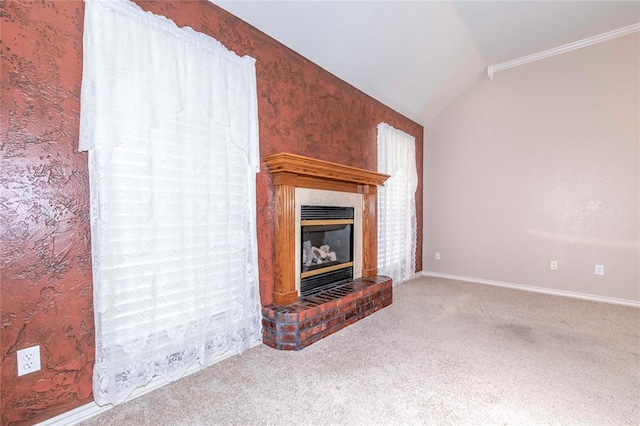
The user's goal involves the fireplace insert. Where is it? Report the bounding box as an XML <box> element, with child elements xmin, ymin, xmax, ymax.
<box><xmin>300</xmin><ymin>206</ymin><xmax>354</xmax><ymax>296</ymax></box>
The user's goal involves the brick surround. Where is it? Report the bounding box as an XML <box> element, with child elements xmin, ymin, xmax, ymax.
<box><xmin>262</xmin><ymin>276</ymin><xmax>392</xmax><ymax>350</ymax></box>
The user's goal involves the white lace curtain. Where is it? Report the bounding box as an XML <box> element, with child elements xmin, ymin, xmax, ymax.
<box><xmin>377</xmin><ymin>123</ymin><xmax>418</xmax><ymax>285</ymax></box>
<box><xmin>79</xmin><ymin>0</ymin><xmax>262</xmax><ymax>406</ymax></box>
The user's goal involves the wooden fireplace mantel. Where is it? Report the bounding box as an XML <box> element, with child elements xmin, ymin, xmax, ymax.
<box><xmin>264</xmin><ymin>153</ymin><xmax>389</xmax><ymax>306</ymax></box>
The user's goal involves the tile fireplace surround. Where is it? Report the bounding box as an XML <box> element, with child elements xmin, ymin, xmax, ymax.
<box><xmin>263</xmin><ymin>153</ymin><xmax>392</xmax><ymax>350</ymax></box>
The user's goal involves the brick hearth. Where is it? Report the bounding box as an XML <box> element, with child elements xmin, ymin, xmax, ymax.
<box><xmin>262</xmin><ymin>276</ymin><xmax>392</xmax><ymax>350</ymax></box>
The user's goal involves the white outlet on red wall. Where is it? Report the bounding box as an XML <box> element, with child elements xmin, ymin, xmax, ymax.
<box><xmin>17</xmin><ymin>345</ymin><xmax>41</xmax><ymax>376</ymax></box>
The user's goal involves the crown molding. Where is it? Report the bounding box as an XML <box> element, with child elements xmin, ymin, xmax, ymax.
<box><xmin>487</xmin><ymin>23</ymin><xmax>640</xmax><ymax>80</ymax></box>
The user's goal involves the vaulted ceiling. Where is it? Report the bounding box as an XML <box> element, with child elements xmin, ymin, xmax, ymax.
<box><xmin>214</xmin><ymin>1</ymin><xmax>639</xmax><ymax>126</ymax></box>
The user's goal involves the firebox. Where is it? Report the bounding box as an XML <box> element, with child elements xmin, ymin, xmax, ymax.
<box><xmin>300</xmin><ymin>205</ymin><xmax>354</xmax><ymax>296</ymax></box>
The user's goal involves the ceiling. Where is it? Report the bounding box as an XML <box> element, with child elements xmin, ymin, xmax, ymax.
<box><xmin>214</xmin><ymin>1</ymin><xmax>639</xmax><ymax>126</ymax></box>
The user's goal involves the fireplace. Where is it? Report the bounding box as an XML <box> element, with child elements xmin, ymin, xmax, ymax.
<box><xmin>262</xmin><ymin>153</ymin><xmax>393</xmax><ymax>350</ymax></box>
<box><xmin>300</xmin><ymin>206</ymin><xmax>354</xmax><ymax>296</ymax></box>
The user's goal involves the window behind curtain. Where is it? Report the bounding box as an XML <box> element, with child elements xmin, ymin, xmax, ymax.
<box><xmin>80</xmin><ymin>0</ymin><xmax>261</xmax><ymax>406</ymax></box>
<box><xmin>377</xmin><ymin>123</ymin><xmax>418</xmax><ymax>285</ymax></box>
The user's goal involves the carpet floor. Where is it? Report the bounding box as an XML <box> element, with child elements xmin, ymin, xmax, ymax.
<box><xmin>80</xmin><ymin>276</ymin><xmax>639</xmax><ymax>425</ymax></box>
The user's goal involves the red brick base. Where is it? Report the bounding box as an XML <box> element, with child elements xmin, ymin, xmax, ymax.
<box><xmin>262</xmin><ymin>276</ymin><xmax>393</xmax><ymax>350</ymax></box>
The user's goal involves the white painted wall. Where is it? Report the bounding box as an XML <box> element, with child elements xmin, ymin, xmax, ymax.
<box><xmin>424</xmin><ymin>33</ymin><xmax>639</xmax><ymax>302</ymax></box>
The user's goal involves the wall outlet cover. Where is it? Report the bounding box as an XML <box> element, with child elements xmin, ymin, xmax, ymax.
<box><xmin>17</xmin><ymin>345</ymin><xmax>41</xmax><ymax>376</ymax></box>
<box><xmin>595</xmin><ymin>265</ymin><xmax>604</xmax><ymax>275</ymax></box>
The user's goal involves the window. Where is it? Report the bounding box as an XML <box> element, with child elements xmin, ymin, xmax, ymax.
<box><xmin>377</xmin><ymin>123</ymin><xmax>418</xmax><ymax>285</ymax></box>
<box><xmin>80</xmin><ymin>0</ymin><xmax>261</xmax><ymax>406</ymax></box>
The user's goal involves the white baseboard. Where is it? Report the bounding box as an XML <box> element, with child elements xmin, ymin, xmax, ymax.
<box><xmin>421</xmin><ymin>271</ymin><xmax>640</xmax><ymax>308</ymax></box>
<box><xmin>38</xmin><ymin>340</ymin><xmax>263</xmax><ymax>426</ymax></box>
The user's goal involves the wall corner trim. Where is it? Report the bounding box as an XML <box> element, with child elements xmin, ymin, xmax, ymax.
<box><xmin>487</xmin><ymin>23</ymin><xmax>640</xmax><ymax>79</ymax></box>
<box><xmin>421</xmin><ymin>271</ymin><xmax>640</xmax><ymax>308</ymax></box>
<box><xmin>487</xmin><ymin>65</ymin><xmax>495</xmax><ymax>80</ymax></box>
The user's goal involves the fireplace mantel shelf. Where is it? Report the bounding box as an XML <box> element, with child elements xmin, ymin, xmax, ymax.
<box><xmin>264</xmin><ymin>153</ymin><xmax>389</xmax><ymax>189</ymax></box>
<box><xmin>265</xmin><ymin>152</ymin><xmax>389</xmax><ymax>306</ymax></box>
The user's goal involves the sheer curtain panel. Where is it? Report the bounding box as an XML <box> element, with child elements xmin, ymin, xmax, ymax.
<box><xmin>377</xmin><ymin>123</ymin><xmax>418</xmax><ymax>285</ymax></box>
<box><xmin>80</xmin><ymin>0</ymin><xmax>262</xmax><ymax>406</ymax></box>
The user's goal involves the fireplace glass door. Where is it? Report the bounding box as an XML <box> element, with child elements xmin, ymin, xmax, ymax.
<box><xmin>300</xmin><ymin>206</ymin><xmax>354</xmax><ymax>296</ymax></box>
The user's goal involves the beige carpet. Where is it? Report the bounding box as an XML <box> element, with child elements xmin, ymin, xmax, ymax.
<box><xmin>80</xmin><ymin>276</ymin><xmax>640</xmax><ymax>425</ymax></box>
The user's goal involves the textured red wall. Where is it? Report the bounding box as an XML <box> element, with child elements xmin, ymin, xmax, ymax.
<box><xmin>1</xmin><ymin>1</ymin><xmax>94</xmax><ymax>425</ymax></box>
<box><xmin>0</xmin><ymin>1</ymin><xmax>423</xmax><ymax>424</ymax></box>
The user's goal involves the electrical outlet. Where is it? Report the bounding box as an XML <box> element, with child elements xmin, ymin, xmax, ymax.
<box><xmin>550</xmin><ymin>261</ymin><xmax>558</xmax><ymax>271</ymax></box>
<box><xmin>435</xmin><ymin>252</ymin><xmax>440</xmax><ymax>260</ymax></box>
<box><xmin>17</xmin><ymin>345</ymin><xmax>41</xmax><ymax>376</ymax></box>
<box><xmin>595</xmin><ymin>265</ymin><xmax>604</xmax><ymax>275</ymax></box>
